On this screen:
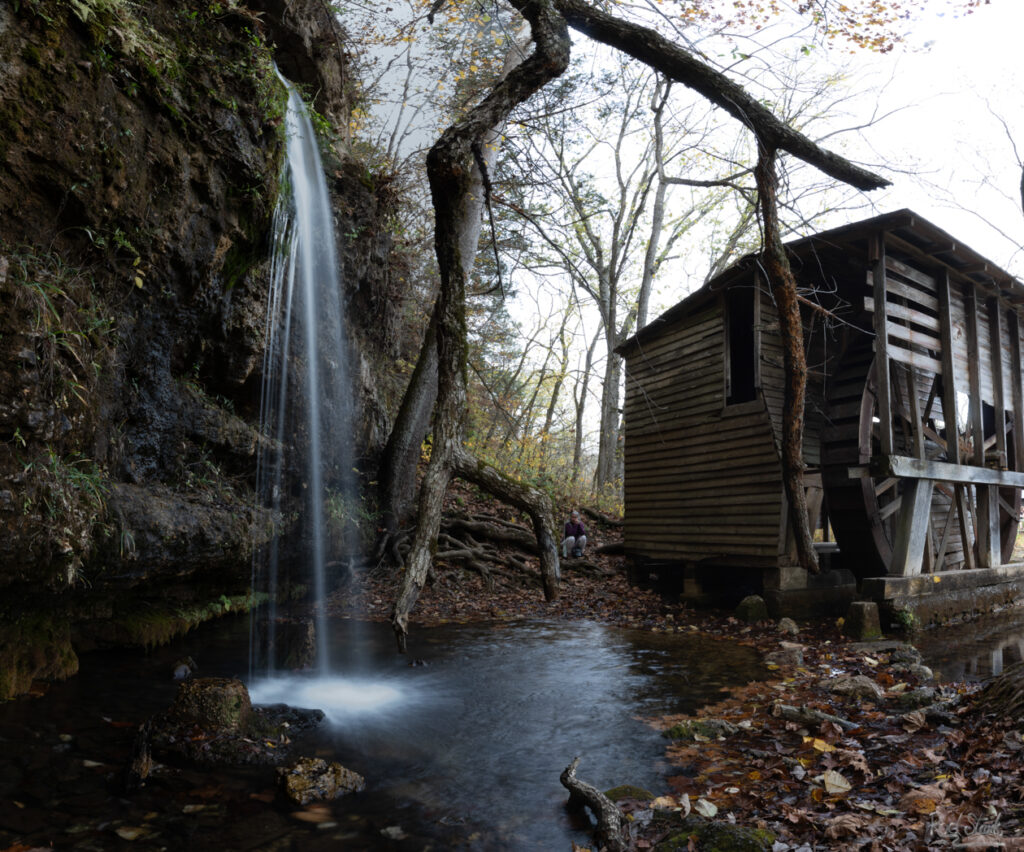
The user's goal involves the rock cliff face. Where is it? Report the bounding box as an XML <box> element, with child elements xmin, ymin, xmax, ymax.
<box><xmin>0</xmin><ymin>0</ymin><xmax>402</xmax><ymax>698</ymax></box>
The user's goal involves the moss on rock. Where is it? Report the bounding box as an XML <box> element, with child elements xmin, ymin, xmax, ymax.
<box><xmin>654</xmin><ymin>815</ymin><xmax>774</xmax><ymax>852</ymax></box>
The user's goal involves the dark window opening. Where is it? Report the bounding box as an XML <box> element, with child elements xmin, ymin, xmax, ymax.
<box><xmin>726</xmin><ymin>287</ymin><xmax>757</xmax><ymax>405</ymax></box>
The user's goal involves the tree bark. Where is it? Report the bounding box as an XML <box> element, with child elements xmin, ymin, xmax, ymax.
<box><xmin>453</xmin><ymin>447</ymin><xmax>560</xmax><ymax>600</ymax></box>
<box><xmin>755</xmin><ymin>146</ymin><xmax>819</xmax><ymax>575</ymax></box>
<box><xmin>560</xmin><ymin>757</ymin><xmax>628</xmax><ymax>852</ymax></box>
<box><xmin>377</xmin><ymin>33</ymin><xmax>527</xmax><ymax>548</ymax></box>
<box><xmin>390</xmin><ymin>0</ymin><xmax>571</xmax><ymax>653</ymax></box>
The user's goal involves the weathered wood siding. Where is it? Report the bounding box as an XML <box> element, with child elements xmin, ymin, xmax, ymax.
<box><xmin>622</xmin><ymin>300</ymin><xmax>784</xmax><ymax>565</ymax></box>
<box><xmin>759</xmin><ymin>288</ymin><xmax>828</xmax><ymax>468</ymax></box>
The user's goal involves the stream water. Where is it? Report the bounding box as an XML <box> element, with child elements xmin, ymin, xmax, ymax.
<box><xmin>0</xmin><ymin>616</ymin><xmax>765</xmax><ymax>850</ymax></box>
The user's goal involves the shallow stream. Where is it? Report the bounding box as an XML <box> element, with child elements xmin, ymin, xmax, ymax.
<box><xmin>0</xmin><ymin>616</ymin><xmax>765</xmax><ymax>850</ymax></box>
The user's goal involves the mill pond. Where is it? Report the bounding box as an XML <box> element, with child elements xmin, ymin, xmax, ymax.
<box><xmin>0</xmin><ymin>613</ymin><xmax>769</xmax><ymax>850</ymax></box>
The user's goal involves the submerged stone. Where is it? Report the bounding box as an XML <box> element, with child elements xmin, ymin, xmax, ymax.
<box><xmin>277</xmin><ymin>756</ymin><xmax>365</xmax><ymax>805</ymax></box>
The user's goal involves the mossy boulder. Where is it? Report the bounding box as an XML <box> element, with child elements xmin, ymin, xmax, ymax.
<box><xmin>150</xmin><ymin>678</ymin><xmax>324</xmax><ymax>766</ymax></box>
<box><xmin>604</xmin><ymin>784</ymin><xmax>654</xmax><ymax>802</ymax></box>
<box><xmin>166</xmin><ymin>677</ymin><xmax>252</xmax><ymax>731</ymax></box>
<box><xmin>735</xmin><ymin>595</ymin><xmax>768</xmax><ymax>623</ymax></box>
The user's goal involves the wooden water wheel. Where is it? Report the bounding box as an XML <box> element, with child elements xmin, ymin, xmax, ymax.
<box><xmin>822</xmin><ymin>345</ymin><xmax>1020</xmax><ymax>578</ymax></box>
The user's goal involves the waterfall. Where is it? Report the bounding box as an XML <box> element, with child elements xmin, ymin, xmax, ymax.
<box><xmin>250</xmin><ymin>71</ymin><xmax>355</xmax><ymax>678</ymax></box>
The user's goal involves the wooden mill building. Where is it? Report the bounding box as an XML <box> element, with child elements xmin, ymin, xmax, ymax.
<box><xmin>617</xmin><ymin>210</ymin><xmax>1024</xmax><ymax>622</ymax></box>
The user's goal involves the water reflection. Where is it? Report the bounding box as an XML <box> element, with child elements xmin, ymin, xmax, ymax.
<box><xmin>0</xmin><ymin>616</ymin><xmax>765</xmax><ymax>850</ymax></box>
<box><xmin>916</xmin><ymin>608</ymin><xmax>1024</xmax><ymax>682</ymax></box>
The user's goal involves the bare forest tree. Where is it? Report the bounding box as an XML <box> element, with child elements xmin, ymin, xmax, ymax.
<box><xmin>387</xmin><ymin>0</ymin><xmax>889</xmax><ymax>649</ymax></box>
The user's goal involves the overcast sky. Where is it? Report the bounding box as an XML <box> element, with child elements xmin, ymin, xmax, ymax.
<box><xmin>846</xmin><ymin>1</ymin><xmax>1024</xmax><ymax>276</ymax></box>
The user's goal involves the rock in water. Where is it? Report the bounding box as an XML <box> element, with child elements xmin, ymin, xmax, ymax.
<box><xmin>277</xmin><ymin>757</ymin><xmax>365</xmax><ymax>805</ymax></box>
<box><xmin>166</xmin><ymin>677</ymin><xmax>252</xmax><ymax>732</ymax></box>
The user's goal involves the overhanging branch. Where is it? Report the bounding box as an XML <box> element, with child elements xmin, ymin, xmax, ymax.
<box><xmin>552</xmin><ymin>0</ymin><xmax>890</xmax><ymax>192</ymax></box>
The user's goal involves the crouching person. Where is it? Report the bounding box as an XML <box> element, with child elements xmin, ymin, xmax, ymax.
<box><xmin>562</xmin><ymin>510</ymin><xmax>587</xmax><ymax>558</ymax></box>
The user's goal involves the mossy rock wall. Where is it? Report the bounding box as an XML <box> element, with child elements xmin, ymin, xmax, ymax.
<box><xmin>0</xmin><ymin>0</ymin><xmax>405</xmax><ymax>697</ymax></box>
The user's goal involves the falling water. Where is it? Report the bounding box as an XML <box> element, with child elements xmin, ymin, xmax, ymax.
<box><xmin>251</xmin><ymin>71</ymin><xmax>354</xmax><ymax>678</ymax></box>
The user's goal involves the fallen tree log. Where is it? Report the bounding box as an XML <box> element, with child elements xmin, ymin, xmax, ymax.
<box><xmin>560</xmin><ymin>757</ymin><xmax>627</xmax><ymax>852</ymax></box>
<box><xmin>772</xmin><ymin>702</ymin><xmax>858</xmax><ymax>732</ymax></box>
<box><xmin>579</xmin><ymin>506</ymin><xmax>623</xmax><ymax>527</ymax></box>
<box><xmin>595</xmin><ymin>542</ymin><xmax>624</xmax><ymax>555</ymax></box>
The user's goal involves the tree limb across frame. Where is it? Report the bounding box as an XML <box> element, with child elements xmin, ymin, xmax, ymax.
<box><xmin>552</xmin><ymin>0</ymin><xmax>890</xmax><ymax>191</ymax></box>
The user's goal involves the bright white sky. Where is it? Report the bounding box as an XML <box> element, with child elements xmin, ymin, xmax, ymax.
<box><xmin>834</xmin><ymin>1</ymin><xmax>1024</xmax><ymax>277</ymax></box>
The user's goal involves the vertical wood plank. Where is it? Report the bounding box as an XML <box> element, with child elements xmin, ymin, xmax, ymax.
<box><xmin>872</xmin><ymin>233</ymin><xmax>894</xmax><ymax>455</ymax></box>
<box><xmin>965</xmin><ymin>285</ymin><xmax>984</xmax><ymax>466</ymax></box>
<box><xmin>891</xmin><ymin>479</ymin><xmax>934</xmax><ymax>576</ymax></box>
<box><xmin>938</xmin><ymin>271</ymin><xmax>974</xmax><ymax>569</ymax></box>
<box><xmin>967</xmin><ymin>285</ymin><xmax>999</xmax><ymax>567</ymax></box>
<box><xmin>1008</xmin><ymin>310</ymin><xmax>1024</xmax><ymax>473</ymax></box>
<box><xmin>988</xmin><ymin>297</ymin><xmax>1007</xmax><ymax>462</ymax></box>
<box><xmin>937</xmin><ymin>271</ymin><xmax>961</xmax><ymax>466</ymax></box>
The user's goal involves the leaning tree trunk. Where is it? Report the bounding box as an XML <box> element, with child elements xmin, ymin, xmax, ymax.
<box><xmin>754</xmin><ymin>145</ymin><xmax>818</xmax><ymax>575</ymax></box>
<box><xmin>377</xmin><ymin>34</ymin><xmax>527</xmax><ymax>549</ymax></box>
<box><xmin>390</xmin><ymin>0</ymin><xmax>571</xmax><ymax>653</ymax></box>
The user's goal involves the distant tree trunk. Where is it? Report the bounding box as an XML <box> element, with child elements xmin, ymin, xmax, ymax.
<box><xmin>571</xmin><ymin>327</ymin><xmax>600</xmax><ymax>484</ymax></box>
<box><xmin>593</xmin><ymin>333</ymin><xmax>622</xmax><ymax>491</ymax></box>
<box><xmin>391</xmin><ymin>0</ymin><xmax>571</xmax><ymax>652</ymax></box>
<box><xmin>755</xmin><ymin>145</ymin><xmax>818</xmax><ymax>575</ymax></box>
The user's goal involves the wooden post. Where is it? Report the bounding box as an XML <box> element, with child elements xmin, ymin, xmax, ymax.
<box><xmin>988</xmin><ymin>298</ymin><xmax>1007</xmax><ymax>463</ymax></box>
<box><xmin>871</xmin><ymin>234</ymin><xmax>894</xmax><ymax>456</ymax></box>
<box><xmin>1009</xmin><ymin>310</ymin><xmax>1024</xmax><ymax>474</ymax></box>
<box><xmin>966</xmin><ymin>285</ymin><xmax>1000</xmax><ymax>567</ymax></box>
<box><xmin>938</xmin><ymin>271</ymin><xmax>975</xmax><ymax>569</ymax></box>
<box><xmin>891</xmin><ymin>479</ymin><xmax>934</xmax><ymax>576</ymax></box>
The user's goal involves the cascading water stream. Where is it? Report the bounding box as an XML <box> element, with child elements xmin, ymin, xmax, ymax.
<box><xmin>250</xmin><ymin>70</ymin><xmax>355</xmax><ymax>679</ymax></box>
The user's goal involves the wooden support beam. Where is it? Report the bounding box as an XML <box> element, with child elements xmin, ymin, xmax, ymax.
<box><xmin>937</xmin><ymin>271</ymin><xmax>961</xmax><ymax>466</ymax></box>
<box><xmin>872</xmin><ymin>233</ymin><xmax>894</xmax><ymax>455</ymax></box>
<box><xmin>964</xmin><ymin>284</ymin><xmax>1000</xmax><ymax>567</ymax></box>
<box><xmin>873</xmin><ymin>455</ymin><xmax>1024</xmax><ymax>487</ymax></box>
<box><xmin>965</xmin><ymin>285</ymin><xmax>984</xmax><ymax>465</ymax></box>
<box><xmin>1008</xmin><ymin>311</ymin><xmax>1024</xmax><ymax>473</ymax></box>
<box><xmin>978</xmin><ymin>483</ymin><xmax>1002</xmax><ymax>569</ymax></box>
<box><xmin>988</xmin><ymin>298</ymin><xmax>1007</xmax><ymax>460</ymax></box>
<box><xmin>891</xmin><ymin>479</ymin><xmax>934</xmax><ymax>577</ymax></box>
<box><xmin>956</xmin><ymin>484</ymin><xmax>977</xmax><ymax>571</ymax></box>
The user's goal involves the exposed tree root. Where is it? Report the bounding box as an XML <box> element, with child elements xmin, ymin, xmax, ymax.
<box><xmin>560</xmin><ymin>757</ymin><xmax>628</xmax><ymax>852</ymax></box>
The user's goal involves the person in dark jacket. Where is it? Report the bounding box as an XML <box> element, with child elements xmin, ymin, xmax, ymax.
<box><xmin>562</xmin><ymin>510</ymin><xmax>587</xmax><ymax>558</ymax></box>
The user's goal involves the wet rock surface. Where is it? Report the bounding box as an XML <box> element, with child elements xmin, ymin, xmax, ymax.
<box><xmin>149</xmin><ymin>677</ymin><xmax>324</xmax><ymax>767</ymax></box>
<box><xmin>277</xmin><ymin>756</ymin><xmax>365</xmax><ymax>805</ymax></box>
<box><xmin>0</xmin><ymin>0</ymin><xmax>402</xmax><ymax>695</ymax></box>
